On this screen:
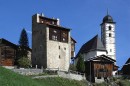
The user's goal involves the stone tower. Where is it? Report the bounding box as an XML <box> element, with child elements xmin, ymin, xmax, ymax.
<box><xmin>100</xmin><ymin>13</ymin><xmax>116</xmax><ymax>60</ymax></box>
<box><xmin>32</xmin><ymin>13</ymin><xmax>71</xmax><ymax>71</ymax></box>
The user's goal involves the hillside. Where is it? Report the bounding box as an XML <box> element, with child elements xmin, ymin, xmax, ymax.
<box><xmin>0</xmin><ymin>67</ymin><xmax>86</xmax><ymax>86</ymax></box>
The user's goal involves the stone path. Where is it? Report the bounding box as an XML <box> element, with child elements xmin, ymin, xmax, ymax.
<box><xmin>32</xmin><ymin>75</ymin><xmax>59</xmax><ymax>79</ymax></box>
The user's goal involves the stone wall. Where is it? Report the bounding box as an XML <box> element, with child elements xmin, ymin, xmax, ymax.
<box><xmin>32</xmin><ymin>14</ymin><xmax>47</xmax><ymax>68</ymax></box>
<box><xmin>32</xmin><ymin>14</ymin><xmax>71</xmax><ymax>71</ymax></box>
<box><xmin>58</xmin><ymin>71</ymin><xmax>85</xmax><ymax>81</ymax></box>
<box><xmin>12</xmin><ymin>69</ymin><xmax>43</xmax><ymax>75</ymax></box>
<box><xmin>46</xmin><ymin>27</ymin><xmax>71</xmax><ymax>71</ymax></box>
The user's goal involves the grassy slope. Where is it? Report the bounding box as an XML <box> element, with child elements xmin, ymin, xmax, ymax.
<box><xmin>0</xmin><ymin>67</ymin><xmax>44</xmax><ymax>86</ymax></box>
<box><xmin>35</xmin><ymin>77</ymin><xmax>86</xmax><ymax>86</ymax></box>
<box><xmin>0</xmin><ymin>67</ymin><xmax>86</xmax><ymax>86</ymax></box>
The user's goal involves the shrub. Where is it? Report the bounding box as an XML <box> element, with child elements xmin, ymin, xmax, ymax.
<box><xmin>18</xmin><ymin>56</ymin><xmax>31</xmax><ymax>68</ymax></box>
<box><xmin>76</xmin><ymin>54</ymin><xmax>85</xmax><ymax>73</ymax></box>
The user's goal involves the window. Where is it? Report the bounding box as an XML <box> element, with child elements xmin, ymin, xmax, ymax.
<box><xmin>109</xmin><ymin>26</ymin><xmax>112</xmax><ymax>30</ymax></box>
<box><xmin>63</xmin><ymin>38</ymin><xmax>65</xmax><ymax>41</ymax></box>
<box><xmin>52</xmin><ymin>35</ymin><xmax>57</xmax><ymax>41</ymax></box>
<box><xmin>53</xmin><ymin>30</ymin><xmax>57</xmax><ymax>33</ymax></box>
<box><xmin>109</xmin><ymin>33</ymin><xmax>112</xmax><ymax>37</ymax></box>
<box><xmin>59</xmin><ymin>46</ymin><xmax>60</xmax><ymax>49</ymax></box>
<box><xmin>110</xmin><ymin>49</ymin><xmax>112</xmax><ymax>52</ymax></box>
<box><xmin>64</xmin><ymin>47</ymin><xmax>66</xmax><ymax>50</ymax></box>
<box><xmin>59</xmin><ymin>55</ymin><xmax>61</xmax><ymax>59</ymax></box>
<box><xmin>97</xmin><ymin>77</ymin><xmax>101</xmax><ymax>79</ymax></box>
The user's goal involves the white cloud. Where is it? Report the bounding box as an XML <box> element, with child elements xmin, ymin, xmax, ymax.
<box><xmin>26</xmin><ymin>30</ymin><xmax>32</xmax><ymax>34</ymax></box>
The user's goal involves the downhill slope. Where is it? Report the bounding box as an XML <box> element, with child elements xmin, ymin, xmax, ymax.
<box><xmin>0</xmin><ymin>67</ymin><xmax>86</xmax><ymax>86</ymax></box>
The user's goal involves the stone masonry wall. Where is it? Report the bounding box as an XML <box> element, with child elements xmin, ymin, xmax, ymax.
<box><xmin>46</xmin><ymin>28</ymin><xmax>71</xmax><ymax>71</ymax></box>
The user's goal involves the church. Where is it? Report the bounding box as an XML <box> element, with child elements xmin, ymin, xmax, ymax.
<box><xmin>76</xmin><ymin>13</ymin><xmax>118</xmax><ymax>82</ymax></box>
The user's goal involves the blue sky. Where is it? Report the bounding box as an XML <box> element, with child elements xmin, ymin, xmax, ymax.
<box><xmin>0</xmin><ymin>0</ymin><xmax>130</xmax><ymax>69</ymax></box>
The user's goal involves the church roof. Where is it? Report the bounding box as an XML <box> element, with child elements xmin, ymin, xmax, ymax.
<box><xmin>103</xmin><ymin>15</ymin><xmax>114</xmax><ymax>23</ymax></box>
<box><xmin>77</xmin><ymin>35</ymin><xmax>106</xmax><ymax>57</ymax></box>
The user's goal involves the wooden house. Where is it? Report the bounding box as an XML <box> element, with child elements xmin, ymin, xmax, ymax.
<box><xmin>76</xmin><ymin>35</ymin><xmax>118</xmax><ymax>82</ymax></box>
<box><xmin>85</xmin><ymin>55</ymin><xmax>117</xmax><ymax>82</ymax></box>
<box><xmin>0</xmin><ymin>38</ymin><xmax>17</xmax><ymax>66</ymax></box>
<box><xmin>0</xmin><ymin>38</ymin><xmax>32</xmax><ymax>66</ymax></box>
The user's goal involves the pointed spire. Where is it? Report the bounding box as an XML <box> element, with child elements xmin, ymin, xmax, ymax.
<box><xmin>107</xmin><ymin>8</ymin><xmax>109</xmax><ymax>15</ymax></box>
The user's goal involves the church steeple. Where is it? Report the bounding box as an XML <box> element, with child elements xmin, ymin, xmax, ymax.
<box><xmin>100</xmin><ymin>13</ymin><xmax>116</xmax><ymax>61</ymax></box>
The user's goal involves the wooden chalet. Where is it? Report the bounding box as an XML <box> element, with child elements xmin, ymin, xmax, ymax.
<box><xmin>0</xmin><ymin>38</ymin><xmax>32</xmax><ymax>66</ymax></box>
<box><xmin>76</xmin><ymin>35</ymin><xmax>118</xmax><ymax>82</ymax></box>
<box><xmin>85</xmin><ymin>55</ymin><xmax>117</xmax><ymax>82</ymax></box>
<box><xmin>0</xmin><ymin>38</ymin><xmax>18</xmax><ymax>66</ymax></box>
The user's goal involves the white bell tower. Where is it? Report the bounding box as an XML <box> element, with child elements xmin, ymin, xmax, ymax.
<box><xmin>100</xmin><ymin>13</ymin><xmax>116</xmax><ymax>60</ymax></box>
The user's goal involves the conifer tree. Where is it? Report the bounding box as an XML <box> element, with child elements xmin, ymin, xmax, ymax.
<box><xmin>17</xmin><ymin>28</ymin><xmax>29</xmax><ymax>58</ymax></box>
<box><xmin>76</xmin><ymin>54</ymin><xmax>85</xmax><ymax>73</ymax></box>
<box><xmin>16</xmin><ymin>28</ymin><xmax>30</xmax><ymax>67</ymax></box>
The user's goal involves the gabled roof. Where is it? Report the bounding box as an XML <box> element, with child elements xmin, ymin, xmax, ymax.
<box><xmin>0</xmin><ymin>38</ymin><xmax>32</xmax><ymax>51</ymax></box>
<box><xmin>71</xmin><ymin>37</ymin><xmax>77</xmax><ymax>43</ymax></box>
<box><xmin>77</xmin><ymin>35</ymin><xmax>106</xmax><ymax>57</ymax></box>
<box><xmin>0</xmin><ymin>38</ymin><xmax>18</xmax><ymax>49</ymax></box>
<box><xmin>87</xmin><ymin>55</ymin><xmax>116</xmax><ymax>62</ymax></box>
<box><xmin>125</xmin><ymin>58</ymin><xmax>130</xmax><ymax>64</ymax></box>
<box><xmin>121</xmin><ymin>58</ymin><xmax>130</xmax><ymax>71</ymax></box>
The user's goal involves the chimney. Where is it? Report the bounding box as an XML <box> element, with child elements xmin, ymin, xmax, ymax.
<box><xmin>57</xmin><ymin>18</ymin><xmax>60</xmax><ymax>25</ymax></box>
<box><xmin>41</xmin><ymin>13</ymin><xmax>44</xmax><ymax>17</ymax></box>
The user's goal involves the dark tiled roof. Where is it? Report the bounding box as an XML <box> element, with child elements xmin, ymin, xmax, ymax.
<box><xmin>0</xmin><ymin>38</ymin><xmax>18</xmax><ymax>49</ymax></box>
<box><xmin>87</xmin><ymin>55</ymin><xmax>116</xmax><ymax>62</ymax></box>
<box><xmin>38</xmin><ymin>23</ymin><xmax>71</xmax><ymax>31</ymax></box>
<box><xmin>125</xmin><ymin>58</ymin><xmax>130</xmax><ymax>64</ymax></box>
<box><xmin>76</xmin><ymin>35</ymin><xmax>106</xmax><ymax>57</ymax></box>
<box><xmin>39</xmin><ymin>16</ymin><xmax>58</xmax><ymax>21</ymax></box>
<box><xmin>47</xmin><ymin>24</ymin><xmax>71</xmax><ymax>31</ymax></box>
<box><xmin>103</xmin><ymin>15</ymin><xmax>114</xmax><ymax>23</ymax></box>
<box><xmin>71</xmin><ymin>37</ymin><xmax>77</xmax><ymax>43</ymax></box>
<box><xmin>121</xmin><ymin>58</ymin><xmax>130</xmax><ymax>71</ymax></box>
<box><xmin>0</xmin><ymin>38</ymin><xmax>32</xmax><ymax>51</ymax></box>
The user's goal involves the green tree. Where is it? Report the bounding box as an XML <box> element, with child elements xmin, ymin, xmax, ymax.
<box><xmin>18</xmin><ymin>28</ymin><xmax>29</xmax><ymax>57</ymax></box>
<box><xmin>18</xmin><ymin>56</ymin><xmax>31</xmax><ymax>68</ymax></box>
<box><xmin>76</xmin><ymin>54</ymin><xmax>85</xmax><ymax>73</ymax></box>
<box><xmin>15</xmin><ymin>28</ymin><xmax>30</xmax><ymax>67</ymax></box>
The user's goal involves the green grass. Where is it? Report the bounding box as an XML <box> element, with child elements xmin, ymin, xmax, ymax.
<box><xmin>0</xmin><ymin>66</ymin><xmax>44</xmax><ymax>86</ymax></box>
<box><xmin>35</xmin><ymin>77</ymin><xmax>87</xmax><ymax>86</ymax></box>
<box><xmin>0</xmin><ymin>67</ymin><xmax>86</xmax><ymax>86</ymax></box>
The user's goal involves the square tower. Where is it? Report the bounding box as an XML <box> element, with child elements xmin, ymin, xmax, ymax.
<box><xmin>32</xmin><ymin>14</ymin><xmax>71</xmax><ymax>71</ymax></box>
<box><xmin>100</xmin><ymin>14</ymin><xmax>116</xmax><ymax>61</ymax></box>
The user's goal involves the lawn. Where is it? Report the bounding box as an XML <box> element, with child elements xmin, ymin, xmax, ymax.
<box><xmin>0</xmin><ymin>67</ymin><xmax>86</xmax><ymax>86</ymax></box>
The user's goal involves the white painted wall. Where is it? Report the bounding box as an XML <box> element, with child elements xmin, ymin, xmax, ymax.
<box><xmin>83</xmin><ymin>50</ymin><xmax>106</xmax><ymax>61</ymax></box>
<box><xmin>101</xmin><ymin>23</ymin><xmax>116</xmax><ymax>60</ymax></box>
